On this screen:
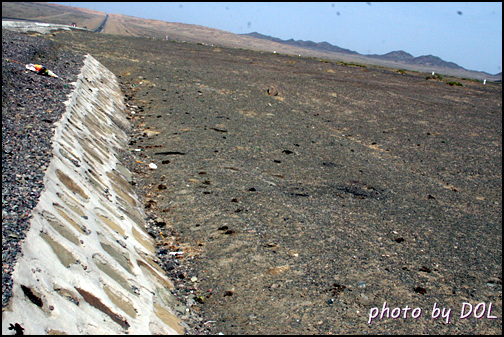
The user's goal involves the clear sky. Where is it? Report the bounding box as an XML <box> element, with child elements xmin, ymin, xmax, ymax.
<box><xmin>54</xmin><ymin>2</ymin><xmax>502</xmax><ymax>75</ymax></box>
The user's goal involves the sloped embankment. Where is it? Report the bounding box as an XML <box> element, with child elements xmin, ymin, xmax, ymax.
<box><xmin>2</xmin><ymin>54</ymin><xmax>185</xmax><ymax>334</ymax></box>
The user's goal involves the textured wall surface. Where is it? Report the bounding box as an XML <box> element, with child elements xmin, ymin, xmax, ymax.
<box><xmin>2</xmin><ymin>55</ymin><xmax>184</xmax><ymax>335</ymax></box>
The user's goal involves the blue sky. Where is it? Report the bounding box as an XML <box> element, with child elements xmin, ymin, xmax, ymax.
<box><xmin>54</xmin><ymin>2</ymin><xmax>502</xmax><ymax>74</ymax></box>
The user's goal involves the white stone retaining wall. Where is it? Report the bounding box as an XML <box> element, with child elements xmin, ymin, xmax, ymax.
<box><xmin>2</xmin><ymin>55</ymin><xmax>184</xmax><ymax>335</ymax></box>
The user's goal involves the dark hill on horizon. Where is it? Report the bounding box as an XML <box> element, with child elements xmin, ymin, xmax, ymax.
<box><xmin>243</xmin><ymin>32</ymin><xmax>485</xmax><ymax>74</ymax></box>
<box><xmin>368</xmin><ymin>51</ymin><xmax>462</xmax><ymax>70</ymax></box>
<box><xmin>244</xmin><ymin>31</ymin><xmax>360</xmax><ymax>56</ymax></box>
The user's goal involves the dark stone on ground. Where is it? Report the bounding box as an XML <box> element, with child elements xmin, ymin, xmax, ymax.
<box><xmin>26</xmin><ymin>29</ymin><xmax>504</xmax><ymax>334</ymax></box>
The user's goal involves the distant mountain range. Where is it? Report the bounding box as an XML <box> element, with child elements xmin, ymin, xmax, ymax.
<box><xmin>243</xmin><ymin>32</ymin><xmax>499</xmax><ymax>77</ymax></box>
<box><xmin>245</xmin><ymin>32</ymin><xmax>360</xmax><ymax>56</ymax></box>
<box><xmin>366</xmin><ymin>51</ymin><xmax>462</xmax><ymax>70</ymax></box>
<box><xmin>2</xmin><ymin>2</ymin><xmax>500</xmax><ymax>81</ymax></box>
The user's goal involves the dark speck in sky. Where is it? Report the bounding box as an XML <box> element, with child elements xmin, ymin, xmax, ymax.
<box><xmin>457</xmin><ymin>11</ymin><xmax>463</xmax><ymax>15</ymax></box>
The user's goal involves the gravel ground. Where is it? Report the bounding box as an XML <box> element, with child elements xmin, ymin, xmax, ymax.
<box><xmin>4</xmin><ymin>28</ymin><xmax>502</xmax><ymax>335</ymax></box>
<box><xmin>1</xmin><ymin>30</ymin><xmax>208</xmax><ymax>335</ymax></box>
<box><xmin>2</xmin><ymin>29</ymin><xmax>84</xmax><ymax>309</ymax></box>
<box><xmin>45</xmin><ymin>30</ymin><xmax>501</xmax><ymax>335</ymax></box>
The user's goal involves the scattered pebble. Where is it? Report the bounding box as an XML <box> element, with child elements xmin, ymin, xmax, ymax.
<box><xmin>2</xmin><ymin>30</ymin><xmax>84</xmax><ymax>309</ymax></box>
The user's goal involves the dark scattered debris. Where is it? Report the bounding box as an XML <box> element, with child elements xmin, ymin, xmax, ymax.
<box><xmin>75</xmin><ymin>287</ymin><xmax>130</xmax><ymax>330</ymax></box>
<box><xmin>291</xmin><ymin>193</ymin><xmax>309</xmax><ymax>197</ymax></box>
<box><xmin>210</xmin><ymin>127</ymin><xmax>228</xmax><ymax>133</ymax></box>
<box><xmin>20</xmin><ymin>285</ymin><xmax>43</xmax><ymax>307</ymax></box>
<box><xmin>8</xmin><ymin>323</ymin><xmax>25</xmax><ymax>335</ymax></box>
<box><xmin>266</xmin><ymin>87</ymin><xmax>279</xmax><ymax>96</ymax></box>
<box><xmin>154</xmin><ymin>151</ymin><xmax>186</xmax><ymax>155</ymax></box>
<box><xmin>414</xmin><ymin>286</ymin><xmax>427</xmax><ymax>294</ymax></box>
<box><xmin>419</xmin><ymin>266</ymin><xmax>432</xmax><ymax>273</ymax></box>
<box><xmin>329</xmin><ymin>283</ymin><xmax>347</xmax><ymax>297</ymax></box>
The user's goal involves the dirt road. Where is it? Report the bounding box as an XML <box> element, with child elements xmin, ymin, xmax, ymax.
<box><xmin>46</xmin><ymin>30</ymin><xmax>501</xmax><ymax>334</ymax></box>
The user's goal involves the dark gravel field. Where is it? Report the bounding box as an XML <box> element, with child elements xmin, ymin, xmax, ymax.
<box><xmin>2</xmin><ymin>29</ymin><xmax>84</xmax><ymax>309</ymax></box>
<box><xmin>7</xmin><ymin>28</ymin><xmax>503</xmax><ymax>334</ymax></box>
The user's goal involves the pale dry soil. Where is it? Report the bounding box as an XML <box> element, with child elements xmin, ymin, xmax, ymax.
<box><xmin>47</xmin><ymin>30</ymin><xmax>501</xmax><ymax>335</ymax></box>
